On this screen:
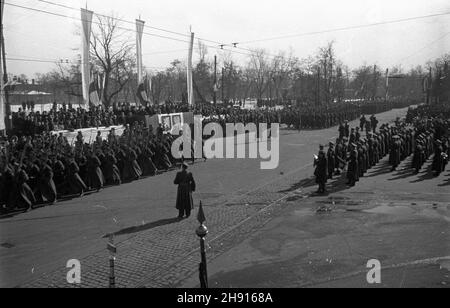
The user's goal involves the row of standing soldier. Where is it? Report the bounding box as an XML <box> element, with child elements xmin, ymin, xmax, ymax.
<box><xmin>315</xmin><ymin>114</ymin><xmax>449</xmax><ymax>193</ymax></box>
<box><xmin>0</xmin><ymin>123</ymin><xmax>179</xmax><ymax>213</ymax></box>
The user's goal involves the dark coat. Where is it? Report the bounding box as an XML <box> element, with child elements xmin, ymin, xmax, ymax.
<box><xmin>412</xmin><ymin>145</ymin><xmax>424</xmax><ymax>171</ymax></box>
<box><xmin>104</xmin><ymin>153</ymin><xmax>121</xmax><ymax>185</ymax></box>
<box><xmin>389</xmin><ymin>140</ymin><xmax>401</xmax><ymax>167</ymax></box>
<box><xmin>123</xmin><ymin>150</ymin><xmax>142</xmax><ymax>182</ymax></box>
<box><xmin>12</xmin><ymin>170</ymin><xmax>36</xmax><ymax>209</ymax></box>
<box><xmin>88</xmin><ymin>155</ymin><xmax>104</xmax><ymax>190</ymax></box>
<box><xmin>347</xmin><ymin>150</ymin><xmax>359</xmax><ymax>182</ymax></box>
<box><xmin>327</xmin><ymin>148</ymin><xmax>335</xmax><ymax>175</ymax></box>
<box><xmin>314</xmin><ymin>153</ymin><xmax>328</xmax><ymax>184</ymax></box>
<box><xmin>67</xmin><ymin>161</ymin><xmax>87</xmax><ymax>194</ymax></box>
<box><xmin>39</xmin><ymin>164</ymin><xmax>57</xmax><ymax>202</ymax></box>
<box><xmin>432</xmin><ymin>145</ymin><xmax>444</xmax><ymax>173</ymax></box>
<box><xmin>174</xmin><ymin>170</ymin><xmax>195</xmax><ymax>211</ymax></box>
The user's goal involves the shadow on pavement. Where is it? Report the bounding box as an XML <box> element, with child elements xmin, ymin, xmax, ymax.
<box><xmin>388</xmin><ymin>163</ymin><xmax>416</xmax><ymax>181</ymax></box>
<box><xmin>438</xmin><ymin>172</ymin><xmax>450</xmax><ymax>187</ymax></box>
<box><xmin>278</xmin><ymin>177</ymin><xmax>316</xmax><ymax>193</ymax></box>
<box><xmin>410</xmin><ymin>164</ymin><xmax>436</xmax><ymax>183</ymax></box>
<box><xmin>365</xmin><ymin>161</ymin><xmax>392</xmax><ymax>177</ymax></box>
<box><xmin>105</xmin><ymin>217</ymin><xmax>183</xmax><ymax>237</ymax></box>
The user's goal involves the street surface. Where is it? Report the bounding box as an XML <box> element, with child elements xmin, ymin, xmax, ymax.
<box><xmin>0</xmin><ymin>106</ymin><xmax>448</xmax><ymax>288</ymax></box>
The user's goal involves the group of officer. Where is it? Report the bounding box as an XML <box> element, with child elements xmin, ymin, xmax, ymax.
<box><xmin>314</xmin><ymin>109</ymin><xmax>449</xmax><ymax>193</ymax></box>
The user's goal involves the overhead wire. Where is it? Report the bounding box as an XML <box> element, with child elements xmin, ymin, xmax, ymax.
<box><xmin>233</xmin><ymin>11</ymin><xmax>450</xmax><ymax>45</ymax></box>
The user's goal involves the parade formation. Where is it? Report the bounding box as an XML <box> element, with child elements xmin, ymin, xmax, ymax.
<box><xmin>2</xmin><ymin>100</ymin><xmax>448</xmax><ymax>215</ymax></box>
<box><xmin>314</xmin><ymin>103</ymin><xmax>449</xmax><ymax>193</ymax></box>
<box><xmin>1</xmin><ymin>0</ymin><xmax>449</xmax><ymax>291</ymax></box>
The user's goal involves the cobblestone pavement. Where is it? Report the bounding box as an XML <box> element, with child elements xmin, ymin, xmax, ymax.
<box><xmin>23</xmin><ymin>157</ymin><xmax>315</xmax><ymax>288</ymax></box>
<box><xmin>7</xmin><ymin>107</ymin><xmax>410</xmax><ymax>288</ymax></box>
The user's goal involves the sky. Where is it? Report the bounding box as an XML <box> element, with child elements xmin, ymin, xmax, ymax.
<box><xmin>3</xmin><ymin>0</ymin><xmax>450</xmax><ymax>78</ymax></box>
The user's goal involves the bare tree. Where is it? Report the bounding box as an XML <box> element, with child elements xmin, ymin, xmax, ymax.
<box><xmin>247</xmin><ymin>49</ymin><xmax>270</xmax><ymax>101</ymax></box>
<box><xmin>271</xmin><ymin>49</ymin><xmax>299</xmax><ymax>102</ymax></box>
<box><xmin>317</xmin><ymin>41</ymin><xmax>336</xmax><ymax>104</ymax></box>
<box><xmin>90</xmin><ymin>14</ymin><xmax>135</xmax><ymax>107</ymax></box>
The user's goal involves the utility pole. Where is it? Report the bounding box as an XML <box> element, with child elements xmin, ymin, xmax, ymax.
<box><xmin>1</xmin><ymin>0</ymin><xmax>11</xmax><ymax>131</ymax></box>
<box><xmin>317</xmin><ymin>67</ymin><xmax>321</xmax><ymax>106</ymax></box>
<box><xmin>221</xmin><ymin>67</ymin><xmax>225</xmax><ymax>103</ymax></box>
<box><xmin>213</xmin><ymin>55</ymin><xmax>217</xmax><ymax>105</ymax></box>
<box><xmin>373</xmin><ymin>65</ymin><xmax>378</xmax><ymax>101</ymax></box>
<box><xmin>385</xmin><ymin>69</ymin><xmax>389</xmax><ymax>102</ymax></box>
<box><xmin>427</xmin><ymin>67</ymin><xmax>432</xmax><ymax>105</ymax></box>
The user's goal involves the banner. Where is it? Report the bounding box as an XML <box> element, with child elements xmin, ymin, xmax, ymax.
<box><xmin>0</xmin><ymin>0</ymin><xmax>5</xmax><ymax>130</ymax></box>
<box><xmin>145</xmin><ymin>74</ymin><xmax>153</xmax><ymax>106</ymax></box>
<box><xmin>89</xmin><ymin>72</ymin><xmax>101</xmax><ymax>106</ymax></box>
<box><xmin>136</xmin><ymin>19</ymin><xmax>145</xmax><ymax>85</ymax></box>
<box><xmin>136</xmin><ymin>80</ymin><xmax>148</xmax><ymax>105</ymax></box>
<box><xmin>187</xmin><ymin>32</ymin><xmax>195</xmax><ymax>106</ymax></box>
<box><xmin>81</xmin><ymin>8</ymin><xmax>94</xmax><ymax>108</ymax></box>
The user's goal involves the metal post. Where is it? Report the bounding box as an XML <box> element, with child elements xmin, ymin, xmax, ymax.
<box><xmin>196</xmin><ymin>201</ymin><xmax>208</xmax><ymax>288</ymax></box>
<box><xmin>317</xmin><ymin>67</ymin><xmax>321</xmax><ymax>106</ymax></box>
<box><xmin>1</xmin><ymin>6</ymin><xmax>11</xmax><ymax>131</ymax></box>
<box><xmin>221</xmin><ymin>67</ymin><xmax>225</xmax><ymax>103</ymax></box>
<box><xmin>107</xmin><ymin>234</ymin><xmax>117</xmax><ymax>288</ymax></box>
<box><xmin>213</xmin><ymin>55</ymin><xmax>217</xmax><ymax>105</ymax></box>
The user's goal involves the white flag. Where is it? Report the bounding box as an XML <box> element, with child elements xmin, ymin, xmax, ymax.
<box><xmin>136</xmin><ymin>19</ymin><xmax>145</xmax><ymax>85</ymax></box>
<box><xmin>81</xmin><ymin>8</ymin><xmax>94</xmax><ymax>108</ymax></box>
<box><xmin>187</xmin><ymin>32</ymin><xmax>195</xmax><ymax>106</ymax></box>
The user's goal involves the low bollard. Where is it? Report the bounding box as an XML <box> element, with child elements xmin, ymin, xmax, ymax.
<box><xmin>196</xmin><ymin>201</ymin><xmax>208</xmax><ymax>288</ymax></box>
<box><xmin>107</xmin><ymin>234</ymin><xmax>117</xmax><ymax>288</ymax></box>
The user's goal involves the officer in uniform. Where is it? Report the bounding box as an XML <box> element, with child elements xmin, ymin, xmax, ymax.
<box><xmin>174</xmin><ymin>163</ymin><xmax>196</xmax><ymax>218</ymax></box>
<box><xmin>327</xmin><ymin>142</ymin><xmax>335</xmax><ymax>180</ymax></box>
<box><xmin>346</xmin><ymin>143</ymin><xmax>358</xmax><ymax>187</ymax></box>
<box><xmin>314</xmin><ymin>145</ymin><xmax>328</xmax><ymax>194</ymax></box>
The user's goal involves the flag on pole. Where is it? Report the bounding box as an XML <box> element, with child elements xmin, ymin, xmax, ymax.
<box><xmin>136</xmin><ymin>19</ymin><xmax>145</xmax><ymax>85</ymax></box>
<box><xmin>97</xmin><ymin>72</ymin><xmax>103</xmax><ymax>102</ymax></box>
<box><xmin>101</xmin><ymin>73</ymin><xmax>106</xmax><ymax>104</ymax></box>
<box><xmin>81</xmin><ymin>8</ymin><xmax>94</xmax><ymax>109</ymax></box>
<box><xmin>145</xmin><ymin>74</ymin><xmax>153</xmax><ymax>106</ymax></box>
<box><xmin>187</xmin><ymin>32</ymin><xmax>195</xmax><ymax>106</ymax></box>
<box><xmin>136</xmin><ymin>81</ymin><xmax>148</xmax><ymax>106</ymax></box>
<box><xmin>89</xmin><ymin>72</ymin><xmax>101</xmax><ymax>106</ymax></box>
<box><xmin>136</xmin><ymin>19</ymin><xmax>146</xmax><ymax>106</ymax></box>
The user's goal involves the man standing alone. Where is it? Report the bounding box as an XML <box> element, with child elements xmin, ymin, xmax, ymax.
<box><xmin>174</xmin><ymin>163</ymin><xmax>196</xmax><ymax>218</ymax></box>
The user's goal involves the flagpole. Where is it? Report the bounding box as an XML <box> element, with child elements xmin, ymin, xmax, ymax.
<box><xmin>81</xmin><ymin>7</ymin><xmax>94</xmax><ymax>110</ymax></box>
<box><xmin>187</xmin><ymin>29</ymin><xmax>195</xmax><ymax>109</ymax></box>
<box><xmin>136</xmin><ymin>18</ymin><xmax>145</xmax><ymax>106</ymax></box>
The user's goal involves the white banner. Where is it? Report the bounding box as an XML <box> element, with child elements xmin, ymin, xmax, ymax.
<box><xmin>187</xmin><ymin>32</ymin><xmax>195</xmax><ymax>106</ymax></box>
<box><xmin>0</xmin><ymin>0</ymin><xmax>5</xmax><ymax>130</ymax></box>
<box><xmin>81</xmin><ymin>8</ymin><xmax>94</xmax><ymax>108</ymax></box>
<box><xmin>136</xmin><ymin>19</ymin><xmax>145</xmax><ymax>84</ymax></box>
